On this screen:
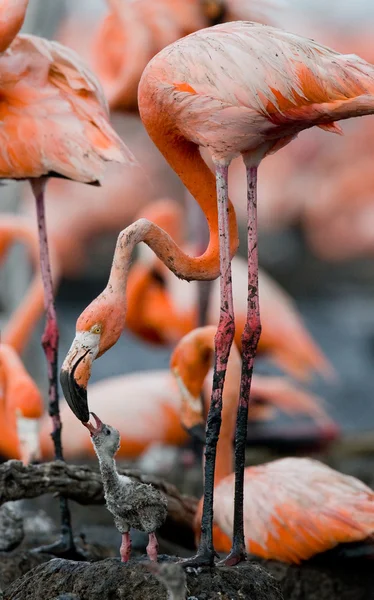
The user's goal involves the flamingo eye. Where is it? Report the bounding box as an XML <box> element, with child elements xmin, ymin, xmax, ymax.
<box><xmin>91</xmin><ymin>324</ymin><xmax>102</xmax><ymax>335</ymax></box>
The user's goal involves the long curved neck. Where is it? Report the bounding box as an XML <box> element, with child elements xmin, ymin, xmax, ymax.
<box><xmin>0</xmin><ymin>344</ymin><xmax>28</xmax><ymax>397</ymax></box>
<box><xmin>0</xmin><ymin>218</ymin><xmax>60</xmax><ymax>354</ymax></box>
<box><xmin>0</xmin><ymin>0</ymin><xmax>28</xmax><ymax>53</ymax></box>
<box><xmin>2</xmin><ymin>277</ymin><xmax>44</xmax><ymax>355</ymax></box>
<box><xmin>138</xmin><ymin>101</ymin><xmax>239</xmax><ymax>275</ymax></box>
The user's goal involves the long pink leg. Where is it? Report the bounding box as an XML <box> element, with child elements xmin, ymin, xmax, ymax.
<box><xmin>31</xmin><ymin>178</ymin><xmax>76</xmax><ymax>556</ymax></box>
<box><xmin>120</xmin><ymin>532</ymin><xmax>132</xmax><ymax>562</ymax></box>
<box><xmin>146</xmin><ymin>532</ymin><xmax>159</xmax><ymax>562</ymax></box>
<box><xmin>224</xmin><ymin>164</ymin><xmax>261</xmax><ymax>566</ymax></box>
<box><xmin>182</xmin><ymin>163</ymin><xmax>236</xmax><ymax>567</ymax></box>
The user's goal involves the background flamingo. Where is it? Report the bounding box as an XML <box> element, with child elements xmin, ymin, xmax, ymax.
<box><xmin>172</xmin><ymin>326</ymin><xmax>374</xmax><ymax>563</ymax></box>
<box><xmin>0</xmin><ymin>0</ymin><xmax>133</xmax><ymax>557</ymax></box>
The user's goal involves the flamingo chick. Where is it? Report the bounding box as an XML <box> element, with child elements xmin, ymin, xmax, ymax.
<box><xmin>85</xmin><ymin>413</ymin><xmax>168</xmax><ymax>563</ymax></box>
<box><xmin>172</xmin><ymin>327</ymin><xmax>374</xmax><ymax>563</ymax></box>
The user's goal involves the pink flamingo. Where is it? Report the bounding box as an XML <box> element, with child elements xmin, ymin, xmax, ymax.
<box><xmin>0</xmin><ymin>0</ymin><xmax>132</xmax><ymax>556</ymax></box>
<box><xmin>171</xmin><ymin>326</ymin><xmax>374</xmax><ymax>563</ymax></box>
<box><xmin>61</xmin><ymin>22</ymin><xmax>374</xmax><ymax>566</ymax></box>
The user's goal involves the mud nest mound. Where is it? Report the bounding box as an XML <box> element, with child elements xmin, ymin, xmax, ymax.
<box><xmin>4</xmin><ymin>556</ymin><xmax>282</xmax><ymax>600</ymax></box>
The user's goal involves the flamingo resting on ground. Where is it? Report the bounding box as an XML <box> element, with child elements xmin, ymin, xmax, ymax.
<box><xmin>0</xmin><ymin>0</ymin><xmax>132</xmax><ymax>556</ymax></box>
<box><xmin>61</xmin><ymin>21</ymin><xmax>374</xmax><ymax>566</ymax></box>
<box><xmin>171</xmin><ymin>326</ymin><xmax>374</xmax><ymax>563</ymax></box>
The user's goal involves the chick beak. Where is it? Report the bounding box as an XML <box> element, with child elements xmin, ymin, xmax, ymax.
<box><xmin>60</xmin><ymin>347</ymin><xmax>91</xmax><ymax>423</ymax></box>
<box><xmin>84</xmin><ymin>412</ymin><xmax>104</xmax><ymax>436</ymax></box>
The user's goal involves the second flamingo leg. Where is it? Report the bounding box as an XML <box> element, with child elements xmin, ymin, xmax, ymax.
<box><xmin>224</xmin><ymin>164</ymin><xmax>261</xmax><ymax>566</ymax></box>
<box><xmin>182</xmin><ymin>163</ymin><xmax>236</xmax><ymax>567</ymax></box>
<box><xmin>31</xmin><ymin>178</ymin><xmax>79</xmax><ymax>559</ymax></box>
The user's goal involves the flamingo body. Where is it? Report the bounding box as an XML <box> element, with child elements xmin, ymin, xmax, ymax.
<box><xmin>208</xmin><ymin>457</ymin><xmax>374</xmax><ymax>563</ymax></box>
<box><xmin>0</xmin><ymin>34</ymin><xmax>131</xmax><ymax>181</ymax></box>
<box><xmin>139</xmin><ymin>21</ymin><xmax>374</xmax><ymax>164</ymax></box>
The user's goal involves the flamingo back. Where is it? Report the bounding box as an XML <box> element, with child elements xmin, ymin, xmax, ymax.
<box><xmin>212</xmin><ymin>457</ymin><xmax>374</xmax><ymax>563</ymax></box>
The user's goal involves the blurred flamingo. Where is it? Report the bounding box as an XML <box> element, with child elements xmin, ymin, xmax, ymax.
<box><xmin>62</xmin><ymin>22</ymin><xmax>374</xmax><ymax>566</ymax></box>
<box><xmin>0</xmin><ymin>215</ymin><xmax>61</xmax><ymax>355</ymax></box>
<box><xmin>42</xmin><ymin>363</ymin><xmax>331</xmax><ymax>461</ymax></box>
<box><xmin>126</xmin><ymin>200</ymin><xmax>333</xmax><ymax>381</ymax></box>
<box><xmin>20</xmin><ymin>114</ymin><xmax>183</xmax><ymax>279</ymax></box>
<box><xmin>0</xmin><ymin>342</ymin><xmax>44</xmax><ymax>463</ymax></box>
<box><xmin>0</xmin><ymin>0</ymin><xmax>132</xmax><ymax>556</ymax></box>
<box><xmin>59</xmin><ymin>0</ymin><xmax>279</xmax><ymax>111</ymax></box>
<box><xmin>172</xmin><ymin>326</ymin><xmax>374</xmax><ymax>564</ymax></box>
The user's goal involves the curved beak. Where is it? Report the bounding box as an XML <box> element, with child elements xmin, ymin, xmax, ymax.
<box><xmin>84</xmin><ymin>412</ymin><xmax>104</xmax><ymax>436</ymax></box>
<box><xmin>60</xmin><ymin>333</ymin><xmax>99</xmax><ymax>423</ymax></box>
<box><xmin>173</xmin><ymin>370</ymin><xmax>206</xmax><ymax>444</ymax></box>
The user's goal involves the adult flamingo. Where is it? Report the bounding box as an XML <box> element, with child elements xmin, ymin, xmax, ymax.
<box><xmin>61</xmin><ymin>22</ymin><xmax>374</xmax><ymax>566</ymax></box>
<box><xmin>90</xmin><ymin>0</ymin><xmax>277</xmax><ymax>111</ymax></box>
<box><xmin>172</xmin><ymin>327</ymin><xmax>374</xmax><ymax>563</ymax></box>
<box><xmin>126</xmin><ymin>200</ymin><xmax>332</xmax><ymax>381</ymax></box>
<box><xmin>0</xmin><ymin>0</ymin><xmax>132</xmax><ymax>556</ymax></box>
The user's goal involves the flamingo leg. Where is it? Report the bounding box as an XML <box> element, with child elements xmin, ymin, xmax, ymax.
<box><xmin>120</xmin><ymin>532</ymin><xmax>132</xmax><ymax>562</ymax></box>
<box><xmin>31</xmin><ymin>178</ymin><xmax>79</xmax><ymax>559</ymax></box>
<box><xmin>146</xmin><ymin>532</ymin><xmax>159</xmax><ymax>562</ymax></box>
<box><xmin>224</xmin><ymin>165</ymin><xmax>261</xmax><ymax>566</ymax></box>
<box><xmin>182</xmin><ymin>163</ymin><xmax>235</xmax><ymax>567</ymax></box>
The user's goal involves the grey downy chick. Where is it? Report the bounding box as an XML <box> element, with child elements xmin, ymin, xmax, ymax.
<box><xmin>146</xmin><ymin>562</ymin><xmax>187</xmax><ymax>600</ymax></box>
<box><xmin>85</xmin><ymin>412</ymin><xmax>168</xmax><ymax>563</ymax></box>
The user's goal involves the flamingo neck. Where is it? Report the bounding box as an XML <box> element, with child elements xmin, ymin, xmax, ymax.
<box><xmin>138</xmin><ymin>92</ymin><xmax>239</xmax><ymax>276</ymax></box>
<box><xmin>0</xmin><ymin>0</ymin><xmax>28</xmax><ymax>53</ymax></box>
<box><xmin>2</xmin><ymin>276</ymin><xmax>44</xmax><ymax>355</ymax></box>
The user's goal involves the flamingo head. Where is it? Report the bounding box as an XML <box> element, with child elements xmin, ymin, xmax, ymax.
<box><xmin>170</xmin><ymin>326</ymin><xmax>215</xmax><ymax>444</ymax></box>
<box><xmin>84</xmin><ymin>412</ymin><xmax>121</xmax><ymax>458</ymax></box>
<box><xmin>60</xmin><ymin>292</ymin><xmax>125</xmax><ymax>422</ymax></box>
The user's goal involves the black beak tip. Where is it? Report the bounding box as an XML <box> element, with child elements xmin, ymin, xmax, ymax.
<box><xmin>60</xmin><ymin>367</ymin><xmax>90</xmax><ymax>423</ymax></box>
<box><xmin>186</xmin><ymin>423</ymin><xmax>206</xmax><ymax>445</ymax></box>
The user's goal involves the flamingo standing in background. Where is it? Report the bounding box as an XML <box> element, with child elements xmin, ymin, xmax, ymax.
<box><xmin>126</xmin><ymin>200</ymin><xmax>333</xmax><ymax>382</ymax></box>
<box><xmin>61</xmin><ymin>22</ymin><xmax>374</xmax><ymax>566</ymax></box>
<box><xmin>172</xmin><ymin>326</ymin><xmax>374</xmax><ymax>563</ymax></box>
<box><xmin>90</xmin><ymin>0</ymin><xmax>279</xmax><ymax>111</ymax></box>
<box><xmin>0</xmin><ymin>0</ymin><xmax>132</xmax><ymax>557</ymax></box>
<box><xmin>0</xmin><ymin>342</ymin><xmax>44</xmax><ymax>463</ymax></box>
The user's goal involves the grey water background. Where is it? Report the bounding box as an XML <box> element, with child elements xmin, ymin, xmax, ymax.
<box><xmin>1</xmin><ymin>0</ymin><xmax>374</xmax><ymax>437</ymax></box>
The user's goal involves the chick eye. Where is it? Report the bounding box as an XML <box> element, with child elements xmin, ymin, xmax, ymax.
<box><xmin>105</xmin><ymin>429</ymin><xmax>111</xmax><ymax>436</ymax></box>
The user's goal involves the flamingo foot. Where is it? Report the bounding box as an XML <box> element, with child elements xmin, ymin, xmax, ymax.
<box><xmin>179</xmin><ymin>548</ymin><xmax>219</xmax><ymax>569</ymax></box>
<box><xmin>146</xmin><ymin>532</ymin><xmax>159</xmax><ymax>562</ymax></box>
<box><xmin>32</xmin><ymin>526</ymin><xmax>86</xmax><ymax>561</ymax></box>
<box><xmin>120</xmin><ymin>532</ymin><xmax>132</xmax><ymax>563</ymax></box>
<box><xmin>219</xmin><ymin>547</ymin><xmax>247</xmax><ymax>566</ymax></box>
